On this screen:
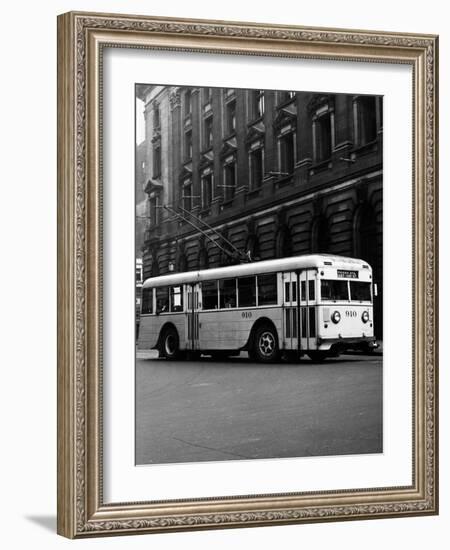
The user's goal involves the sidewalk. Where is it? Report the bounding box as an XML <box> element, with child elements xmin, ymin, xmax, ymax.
<box><xmin>136</xmin><ymin>349</ymin><xmax>159</xmax><ymax>360</ymax></box>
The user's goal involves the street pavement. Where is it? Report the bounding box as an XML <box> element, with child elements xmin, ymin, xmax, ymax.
<box><xmin>135</xmin><ymin>353</ymin><xmax>382</xmax><ymax>465</ymax></box>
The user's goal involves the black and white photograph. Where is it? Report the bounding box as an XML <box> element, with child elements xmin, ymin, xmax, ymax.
<box><xmin>134</xmin><ymin>84</ymin><xmax>383</xmax><ymax>466</ymax></box>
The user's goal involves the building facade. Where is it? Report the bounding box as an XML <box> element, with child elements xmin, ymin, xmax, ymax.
<box><xmin>135</xmin><ymin>139</ymin><xmax>147</xmax><ymax>258</ymax></box>
<box><xmin>136</xmin><ymin>85</ymin><xmax>383</xmax><ymax>337</ymax></box>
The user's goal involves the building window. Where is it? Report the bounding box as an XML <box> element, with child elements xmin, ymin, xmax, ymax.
<box><xmin>203</xmin><ymin>115</ymin><xmax>213</xmax><ymax>149</ymax></box>
<box><xmin>223</xmin><ymin>162</ymin><xmax>236</xmax><ymax>201</ymax></box>
<box><xmin>249</xmin><ymin>146</ymin><xmax>264</xmax><ymax>190</ymax></box>
<box><xmin>249</xmin><ymin>90</ymin><xmax>265</xmax><ymax>120</ymax></box>
<box><xmin>279</xmin><ymin>131</ymin><xmax>295</xmax><ymax>175</ymax></box>
<box><xmin>153</xmin><ymin>104</ymin><xmax>160</xmax><ymax>128</ymax></box>
<box><xmin>153</xmin><ymin>145</ymin><xmax>161</xmax><ymax>178</ymax></box>
<box><xmin>149</xmin><ymin>194</ymin><xmax>160</xmax><ymax>226</ymax></box>
<box><xmin>314</xmin><ymin>112</ymin><xmax>332</xmax><ymax>162</ymax></box>
<box><xmin>355</xmin><ymin>96</ymin><xmax>377</xmax><ymax>146</ymax></box>
<box><xmin>203</xmin><ymin>87</ymin><xmax>212</xmax><ymax>105</ymax></box>
<box><xmin>182</xmin><ymin>179</ymin><xmax>193</xmax><ymax>211</ymax></box>
<box><xmin>201</xmin><ymin>173</ymin><xmax>213</xmax><ymax>209</ymax></box>
<box><xmin>136</xmin><ymin>264</ymin><xmax>143</xmax><ymax>283</ymax></box>
<box><xmin>225</xmin><ymin>99</ymin><xmax>236</xmax><ymax>135</ymax></box>
<box><xmin>184</xmin><ymin>89</ymin><xmax>192</xmax><ymax>117</ymax></box>
<box><xmin>184</xmin><ymin>130</ymin><xmax>192</xmax><ymax>160</ymax></box>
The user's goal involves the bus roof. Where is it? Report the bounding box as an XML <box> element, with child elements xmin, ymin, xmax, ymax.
<box><xmin>142</xmin><ymin>254</ymin><xmax>371</xmax><ymax>289</ymax></box>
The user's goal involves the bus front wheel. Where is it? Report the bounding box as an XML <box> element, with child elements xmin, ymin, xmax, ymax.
<box><xmin>252</xmin><ymin>325</ymin><xmax>280</xmax><ymax>363</ymax></box>
<box><xmin>161</xmin><ymin>327</ymin><xmax>182</xmax><ymax>360</ymax></box>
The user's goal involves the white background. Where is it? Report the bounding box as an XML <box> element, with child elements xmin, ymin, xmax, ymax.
<box><xmin>104</xmin><ymin>49</ymin><xmax>412</xmax><ymax>501</ymax></box>
<box><xmin>0</xmin><ymin>0</ymin><xmax>447</xmax><ymax>548</ymax></box>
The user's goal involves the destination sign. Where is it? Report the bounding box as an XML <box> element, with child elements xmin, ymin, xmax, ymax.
<box><xmin>337</xmin><ymin>269</ymin><xmax>359</xmax><ymax>279</ymax></box>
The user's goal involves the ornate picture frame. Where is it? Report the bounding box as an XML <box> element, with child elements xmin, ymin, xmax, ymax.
<box><xmin>57</xmin><ymin>11</ymin><xmax>438</xmax><ymax>538</ymax></box>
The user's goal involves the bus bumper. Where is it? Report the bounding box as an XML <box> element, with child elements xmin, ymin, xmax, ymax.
<box><xmin>317</xmin><ymin>336</ymin><xmax>378</xmax><ymax>354</ymax></box>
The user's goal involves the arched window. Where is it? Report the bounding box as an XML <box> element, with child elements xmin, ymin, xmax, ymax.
<box><xmin>311</xmin><ymin>215</ymin><xmax>330</xmax><ymax>253</ymax></box>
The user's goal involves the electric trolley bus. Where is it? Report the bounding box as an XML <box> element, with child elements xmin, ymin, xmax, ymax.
<box><xmin>137</xmin><ymin>254</ymin><xmax>378</xmax><ymax>362</ymax></box>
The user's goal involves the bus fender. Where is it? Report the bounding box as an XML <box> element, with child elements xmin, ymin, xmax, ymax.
<box><xmin>244</xmin><ymin>317</ymin><xmax>279</xmax><ymax>351</ymax></box>
<box><xmin>156</xmin><ymin>322</ymin><xmax>179</xmax><ymax>351</ymax></box>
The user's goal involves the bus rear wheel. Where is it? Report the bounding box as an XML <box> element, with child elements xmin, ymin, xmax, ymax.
<box><xmin>161</xmin><ymin>327</ymin><xmax>182</xmax><ymax>360</ymax></box>
<box><xmin>252</xmin><ymin>325</ymin><xmax>280</xmax><ymax>363</ymax></box>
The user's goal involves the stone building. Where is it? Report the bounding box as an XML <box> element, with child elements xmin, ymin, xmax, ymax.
<box><xmin>136</xmin><ymin>85</ymin><xmax>383</xmax><ymax>337</ymax></box>
<box><xmin>135</xmin><ymin>139</ymin><xmax>147</xmax><ymax>257</ymax></box>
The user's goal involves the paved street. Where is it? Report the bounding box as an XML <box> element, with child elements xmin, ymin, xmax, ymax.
<box><xmin>135</xmin><ymin>353</ymin><xmax>382</xmax><ymax>465</ymax></box>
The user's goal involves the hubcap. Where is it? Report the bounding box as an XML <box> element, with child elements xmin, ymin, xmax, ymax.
<box><xmin>165</xmin><ymin>334</ymin><xmax>176</xmax><ymax>355</ymax></box>
<box><xmin>259</xmin><ymin>331</ymin><xmax>275</xmax><ymax>356</ymax></box>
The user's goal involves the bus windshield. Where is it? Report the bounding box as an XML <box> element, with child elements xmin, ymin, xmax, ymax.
<box><xmin>349</xmin><ymin>281</ymin><xmax>372</xmax><ymax>301</ymax></box>
<box><xmin>320</xmin><ymin>280</ymin><xmax>349</xmax><ymax>301</ymax></box>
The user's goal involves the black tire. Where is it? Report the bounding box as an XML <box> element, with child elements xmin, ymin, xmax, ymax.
<box><xmin>307</xmin><ymin>351</ymin><xmax>328</xmax><ymax>363</ymax></box>
<box><xmin>252</xmin><ymin>324</ymin><xmax>280</xmax><ymax>363</ymax></box>
<box><xmin>161</xmin><ymin>327</ymin><xmax>181</xmax><ymax>360</ymax></box>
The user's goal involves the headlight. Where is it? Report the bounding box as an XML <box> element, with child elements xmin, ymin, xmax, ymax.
<box><xmin>331</xmin><ymin>311</ymin><xmax>341</xmax><ymax>324</ymax></box>
<box><xmin>362</xmin><ymin>310</ymin><xmax>370</xmax><ymax>323</ymax></box>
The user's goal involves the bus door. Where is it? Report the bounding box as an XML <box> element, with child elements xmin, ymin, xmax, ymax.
<box><xmin>282</xmin><ymin>272</ymin><xmax>298</xmax><ymax>352</ymax></box>
<box><xmin>299</xmin><ymin>270</ymin><xmax>318</xmax><ymax>351</ymax></box>
<box><xmin>186</xmin><ymin>283</ymin><xmax>201</xmax><ymax>351</ymax></box>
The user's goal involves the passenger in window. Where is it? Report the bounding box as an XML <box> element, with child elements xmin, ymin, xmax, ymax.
<box><xmin>156</xmin><ymin>299</ymin><xmax>168</xmax><ymax>314</ymax></box>
<box><xmin>225</xmin><ymin>296</ymin><xmax>235</xmax><ymax>308</ymax></box>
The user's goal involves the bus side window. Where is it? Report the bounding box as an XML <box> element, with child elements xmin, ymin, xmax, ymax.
<box><xmin>257</xmin><ymin>274</ymin><xmax>277</xmax><ymax>306</ymax></box>
<box><xmin>219</xmin><ymin>279</ymin><xmax>237</xmax><ymax>308</ymax></box>
<box><xmin>202</xmin><ymin>281</ymin><xmax>219</xmax><ymax>309</ymax></box>
<box><xmin>301</xmin><ymin>281</ymin><xmax>306</xmax><ymax>302</ymax></box>
<box><xmin>141</xmin><ymin>288</ymin><xmax>153</xmax><ymax>314</ymax></box>
<box><xmin>309</xmin><ymin>280</ymin><xmax>315</xmax><ymax>301</ymax></box>
<box><xmin>156</xmin><ymin>287</ymin><xmax>169</xmax><ymax>314</ymax></box>
<box><xmin>284</xmin><ymin>281</ymin><xmax>297</xmax><ymax>303</ymax></box>
<box><xmin>284</xmin><ymin>282</ymin><xmax>290</xmax><ymax>302</ymax></box>
<box><xmin>170</xmin><ymin>286</ymin><xmax>184</xmax><ymax>312</ymax></box>
<box><xmin>238</xmin><ymin>277</ymin><xmax>256</xmax><ymax>307</ymax></box>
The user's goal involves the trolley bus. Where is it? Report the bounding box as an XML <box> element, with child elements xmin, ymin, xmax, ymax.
<box><xmin>137</xmin><ymin>254</ymin><xmax>377</xmax><ymax>362</ymax></box>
